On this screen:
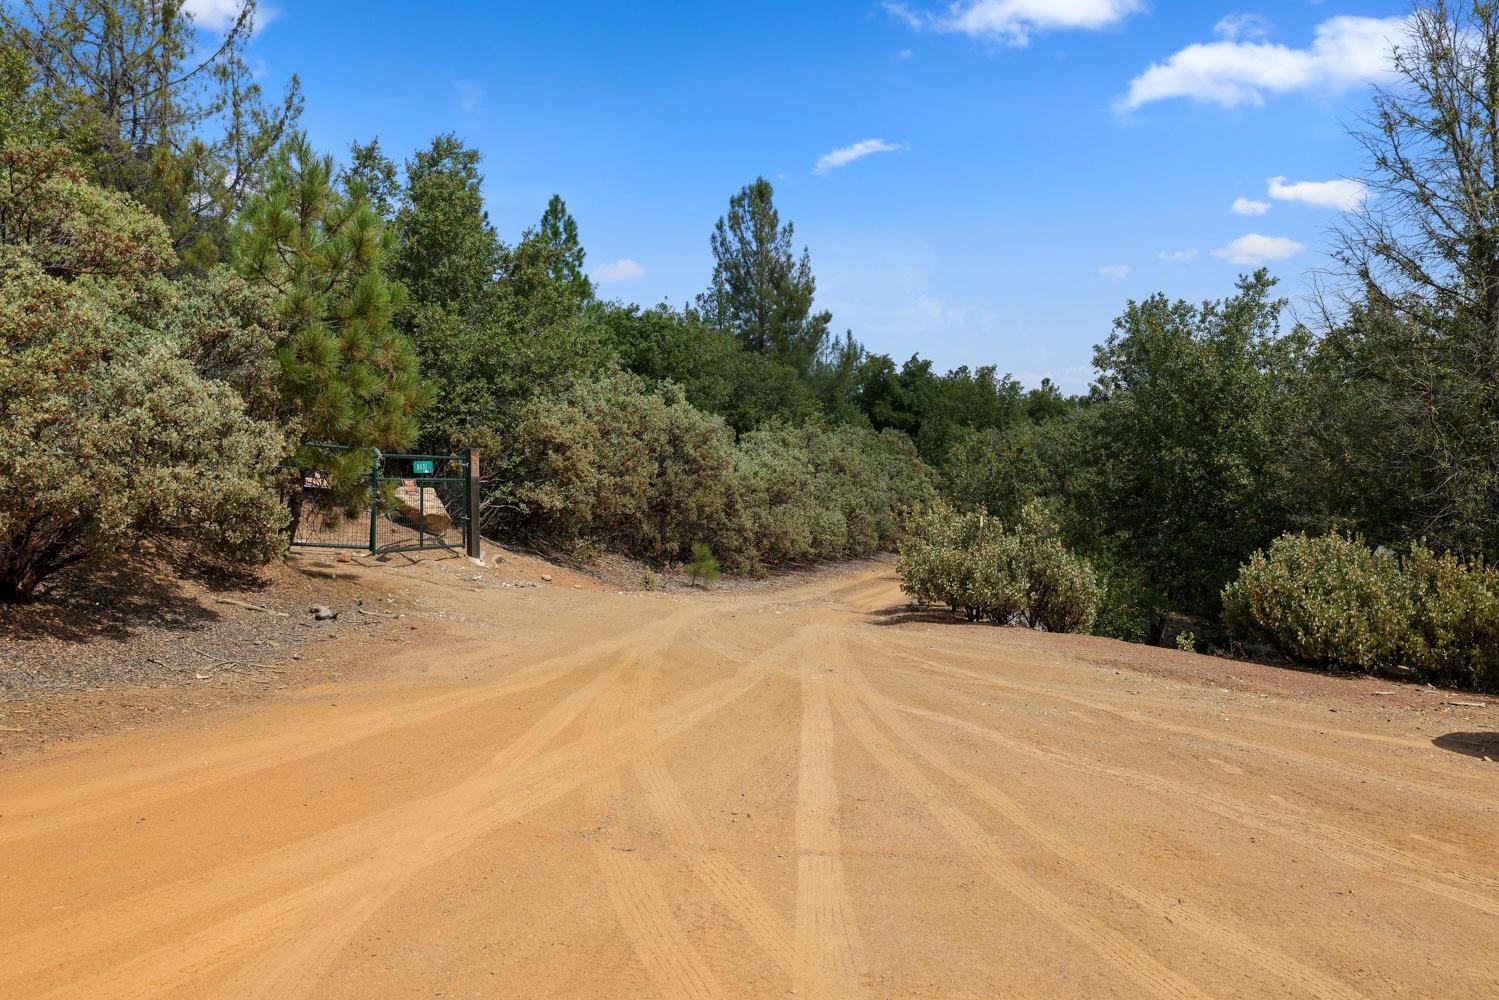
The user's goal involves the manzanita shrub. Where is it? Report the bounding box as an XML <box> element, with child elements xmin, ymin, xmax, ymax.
<box><xmin>897</xmin><ymin>501</ymin><xmax>1100</xmax><ymax>633</ymax></box>
<box><xmin>0</xmin><ymin>148</ymin><xmax>288</xmax><ymax>601</ymax></box>
<box><xmin>1403</xmin><ymin>543</ymin><xmax>1499</xmax><ymax>690</ymax></box>
<box><xmin>1222</xmin><ymin>533</ymin><xmax>1499</xmax><ymax>691</ymax></box>
<box><xmin>499</xmin><ymin>368</ymin><xmax>934</xmax><ymax>572</ymax></box>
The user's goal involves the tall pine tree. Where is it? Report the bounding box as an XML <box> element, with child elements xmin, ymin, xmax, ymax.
<box><xmin>538</xmin><ymin>193</ymin><xmax>592</xmax><ymax>303</ymax></box>
<box><xmin>233</xmin><ymin>132</ymin><xmax>426</xmax><ymax>520</ymax></box>
<box><xmin>698</xmin><ymin>177</ymin><xmax>831</xmax><ymax>376</ymax></box>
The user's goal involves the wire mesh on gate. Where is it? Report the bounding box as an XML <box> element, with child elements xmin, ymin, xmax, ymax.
<box><xmin>374</xmin><ymin>453</ymin><xmax>470</xmax><ymax>554</ymax></box>
<box><xmin>290</xmin><ymin>446</ymin><xmax>471</xmax><ymax>555</ymax></box>
<box><xmin>290</xmin><ymin>444</ymin><xmax>376</xmax><ymax>550</ymax></box>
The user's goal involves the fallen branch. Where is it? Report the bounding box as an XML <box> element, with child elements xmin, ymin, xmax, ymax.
<box><xmin>213</xmin><ymin>598</ymin><xmax>289</xmax><ymax>616</ymax></box>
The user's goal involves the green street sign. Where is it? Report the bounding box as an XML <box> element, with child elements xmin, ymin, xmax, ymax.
<box><xmin>411</xmin><ymin>460</ymin><xmax>435</xmax><ymax>475</ymax></box>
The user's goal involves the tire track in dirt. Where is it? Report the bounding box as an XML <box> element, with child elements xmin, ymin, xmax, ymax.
<box><xmin>6</xmin><ymin>613</ymin><xmax>759</xmax><ymax>997</ymax></box>
<box><xmin>828</xmin><ymin>677</ymin><xmax>1212</xmax><ymax>1000</ymax></box>
<box><xmin>12</xmin><ymin>648</ymin><xmax>636</xmax><ymax>999</ymax></box>
<box><xmin>0</xmin><ymin>610</ymin><xmax>704</xmax><ymax>848</ymax></box>
<box><xmin>793</xmin><ymin>628</ymin><xmax>863</xmax><ymax>1000</ymax></box>
<box><xmin>888</xmin><ymin>693</ymin><xmax>1499</xmax><ymax>923</ymax></box>
<box><xmin>581</xmin><ymin>644</ymin><xmax>726</xmax><ymax>1000</ymax></box>
<box><xmin>888</xmin><ymin>628</ymin><xmax>1480</xmax><ymax>767</ymax></box>
<box><xmin>841</xmin><ymin>654</ymin><xmax>1372</xmax><ymax>1000</ymax></box>
<box><xmin>231</xmin><ymin>633</ymin><xmax>780</xmax><ymax>1000</ymax></box>
<box><xmin>878</xmin><ymin>639</ymin><xmax>1499</xmax><ymax>815</ymax></box>
<box><xmin>628</xmin><ymin>634</ymin><xmax>811</xmax><ymax>977</ymax></box>
<box><xmin>875</xmin><ymin>644</ymin><xmax>1499</xmax><ymax>910</ymax></box>
<box><xmin>224</xmin><ymin>645</ymin><xmax>662</xmax><ymax>1000</ymax></box>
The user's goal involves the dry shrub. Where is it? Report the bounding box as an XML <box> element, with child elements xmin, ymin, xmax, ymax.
<box><xmin>898</xmin><ymin>501</ymin><xmax>1100</xmax><ymax>633</ymax></box>
<box><xmin>1223</xmin><ymin>533</ymin><xmax>1499</xmax><ymax>691</ymax></box>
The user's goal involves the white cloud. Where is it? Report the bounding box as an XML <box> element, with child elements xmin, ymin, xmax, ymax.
<box><xmin>1233</xmin><ymin>197</ymin><xmax>1271</xmax><ymax>216</ymax></box>
<box><xmin>884</xmin><ymin>2</ymin><xmax>925</xmax><ymax>29</ymax></box>
<box><xmin>1157</xmin><ymin>249</ymin><xmax>1198</xmax><ymax>262</ymax></box>
<box><xmin>182</xmin><ymin>0</ymin><xmax>276</xmax><ymax>32</ymax></box>
<box><xmin>814</xmin><ymin>138</ymin><xmax>905</xmax><ymax>175</ymax></box>
<box><xmin>1098</xmin><ymin>264</ymin><xmax>1131</xmax><ymax>280</ymax></box>
<box><xmin>454</xmin><ymin>81</ymin><xmax>485</xmax><ymax>114</ymax></box>
<box><xmin>1214</xmin><ymin>14</ymin><xmax>1272</xmax><ymax>42</ymax></box>
<box><xmin>1212</xmin><ymin>234</ymin><xmax>1304</xmax><ymax>266</ymax></box>
<box><xmin>1119</xmin><ymin>15</ymin><xmax>1406</xmax><ymax>110</ymax></box>
<box><xmin>1267</xmin><ymin>176</ymin><xmax>1368</xmax><ymax>211</ymax></box>
<box><xmin>593</xmin><ymin>259</ymin><xmax>646</xmax><ymax>283</ymax></box>
<box><xmin>886</xmin><ymin>0</ymin><xmax>1142</xmax><ymax>47</ymax></box>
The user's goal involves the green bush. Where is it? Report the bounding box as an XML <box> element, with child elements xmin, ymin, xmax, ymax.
<box><xmin>1011</xmin><ymin>504</ymin><xmax>1102</xmax><ymax>634</ymax></box>
<box><xmin>732</xmin><ymin>422</ymin><xmax>931</xmax><ymax>571</ymax></box>
<box><xmin>500</xmin><ymin>371</ymin><xmax>932</xmax><ymax>573</ymax></box>
<box><xmin>686</xmin><ymin>543</ymin><xmax>721</xmax><ymax>587</ymax></box>
<box><xmin>0</xmin><ymin>278</ymin><xmax>284</xmax><ymax>598</ymax></box>
<box><xmin>1221</xmin><ymin>533</ymin><xmax>1413</xmax><ymax>669</ymax></box>
<box><xmin>898</xmin><ymin>501</ymin><xmax>1100</xmax><ymax>633</ymax></box>
<box><xmin>502</xmin><ymin>369</ymin><xmax>740</xmax><ymax>563</ymax></box>
<box><xmin>1222</xmin><ymin>533</ymin><xmax>1499</xmax><ymax>691</ymax></box>
<box><xmin>896</xmin><ymin>503</ymin><xmax>984</xmax><ymax>618</ymax></box>
<box><xmin>1088</xmin><ymin>554</ymin><xmax>1167</xmax><ymax>643</ymax></box>
<box><xmin>1401</xmin><ymin>543</ymin><xmax>1499</xmax><ymax>690</ymax></box>
<box><xmin>0</xmin><ymin>149</ymin><xmax>288</xmax><ymax>601</ymax></box>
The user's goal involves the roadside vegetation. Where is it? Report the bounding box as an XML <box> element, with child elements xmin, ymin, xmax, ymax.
<box><xmin>897</xmin><ymin>503</ymin><xmax>1099</xmax><ymax>634</ymax></box>
<box><xmin>4</xmin><ymin>1</ymin><xmax>1499</xmax><ymax>689</ymax></box>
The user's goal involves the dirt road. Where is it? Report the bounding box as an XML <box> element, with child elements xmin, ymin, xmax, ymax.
<box><xmin>2</xmin><ymin>564</ymin><xmax>1497</xmax><ymax>998</ymax></box>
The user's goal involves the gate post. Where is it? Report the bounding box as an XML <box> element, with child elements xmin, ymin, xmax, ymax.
<box><xmin>466</xmin><ymin>448</ymin><xmax>482</xmax><ymax>561</ymax></box>
<box><xmin>368</xmin><ymin>450</ymin><xmax>381</xmax><ymax>554</ymax></box>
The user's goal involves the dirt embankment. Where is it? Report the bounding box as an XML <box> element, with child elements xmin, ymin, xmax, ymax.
<box><xmin>1</xmin><ymin>557</ymin><xmax>1497</xmax><ymax>998</ymax></box>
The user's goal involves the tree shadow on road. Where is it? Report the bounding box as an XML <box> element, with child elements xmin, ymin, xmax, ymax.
<box><xmin>1432</xmin><ymin>732</ymin><xmax>1499</xmax><ymax>760</ymax></box>
<box><xmin>865</xmin><ymin>604</ymin><xmax>967</xmax><ymax>627</ymax></box>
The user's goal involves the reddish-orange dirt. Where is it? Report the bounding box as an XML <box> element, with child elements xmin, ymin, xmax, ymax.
<box><xmin>2</xmin><ymin>562</ymin><xmax>1497</xmax><ymax>998</ymax></box>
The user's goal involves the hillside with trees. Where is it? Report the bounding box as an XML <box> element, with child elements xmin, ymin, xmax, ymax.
<box><xmin>4</xmin><ymin>0</ymin><xmax>1499</xmax><ymax>690</ymax></box>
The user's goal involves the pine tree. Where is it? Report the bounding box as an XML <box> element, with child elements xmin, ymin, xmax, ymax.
<box><xmin>2</xmin><ymin>0</ymin><xmax>303</xmax><ymax>270</ymax></box>
<box><xmin>342</xmin><ymin>137</ymin><xmax>400</xmax><ymax>221</ymax></box>
<box><xmin>232</xmin><ymin>132</ymin><xmax>426</xmax><ymax>520</ymax></box>
<box><xmin>698</xmin><ymin>177</ymin><xmax>831</xmax><ymax>375</ymax></box>
<box><xmin>538</xmin><ymin>193</ymin><xmax>592</xmax><ymax>303</ymax></box>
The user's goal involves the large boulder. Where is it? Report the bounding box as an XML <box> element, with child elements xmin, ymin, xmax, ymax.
<box><xmin>391</xmin><ymin>479</ymin><xmax>452</xmax><ymax>534</ymax></box>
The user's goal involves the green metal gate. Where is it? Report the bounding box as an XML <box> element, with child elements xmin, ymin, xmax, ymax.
<box><xmin>291</xmin><ymin>446</ymin><xmax>481</xmax><ymax>559</ymax></box>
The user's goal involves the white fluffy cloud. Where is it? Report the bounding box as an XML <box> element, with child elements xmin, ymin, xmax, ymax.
<box><xmin>814</xmin><ymin>139</ymin><xmax>905</xmax><ymax>175</ymax></box>
<box><xmin>1098</xmin><ymin>264</ymin><xmax>1131</xmax><ymax>280</ymax></box>
<box><xmin>1232</xmin><ymin>197</ymin><xmax>1270</xmax><ymax>216</ymax></box>
<box><xmin>1119</xmin><ymin>15</ymin><xmax>1406</xmax><ymax>110</ymax></box>
<box><xmin>1212</xmin><ymin>234</ymin><xmax>1304</xmax><ymax>266</ymax></box>
<box><xmin>593</xmin><ymin>259</ymin><xmax>646</xmax><ymax>283</ymax></box>
<box><xmin>1157</xmin><ymin>249</ymin><xmax>1198</xmax><ymax>262</ymax></box>
<box><xmin>1267</xmin><ymin>176</ymin><xmax>1368</xmax><ymax>211</ymax></box>
<box><xmin>181</xmin><ymin>0</ymin><xmax>275</xmax><ymax>32</ymax></box>
<box><xmin>886</xmin><ymin>0</ymin><xmax>1142</xmax><ymax>46</ymax></box>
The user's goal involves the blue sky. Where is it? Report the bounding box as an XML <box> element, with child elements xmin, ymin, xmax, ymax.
<box><xmin>204</xmin><ymin>0</ymin><xmax>1409</xmax><ymax>391</ymax></box>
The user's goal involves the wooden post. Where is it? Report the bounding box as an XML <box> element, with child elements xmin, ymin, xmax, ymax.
<box><xmin>466</xmin><ymin>448</ymin><xmax>482</xmax><ymax>561</ymax></box>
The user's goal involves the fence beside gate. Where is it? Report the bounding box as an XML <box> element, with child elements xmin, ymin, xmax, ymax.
<box><xmin>291</xmin><ymin>445</ymin><xmax>481</xmax><ymax>559</ymax></box>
